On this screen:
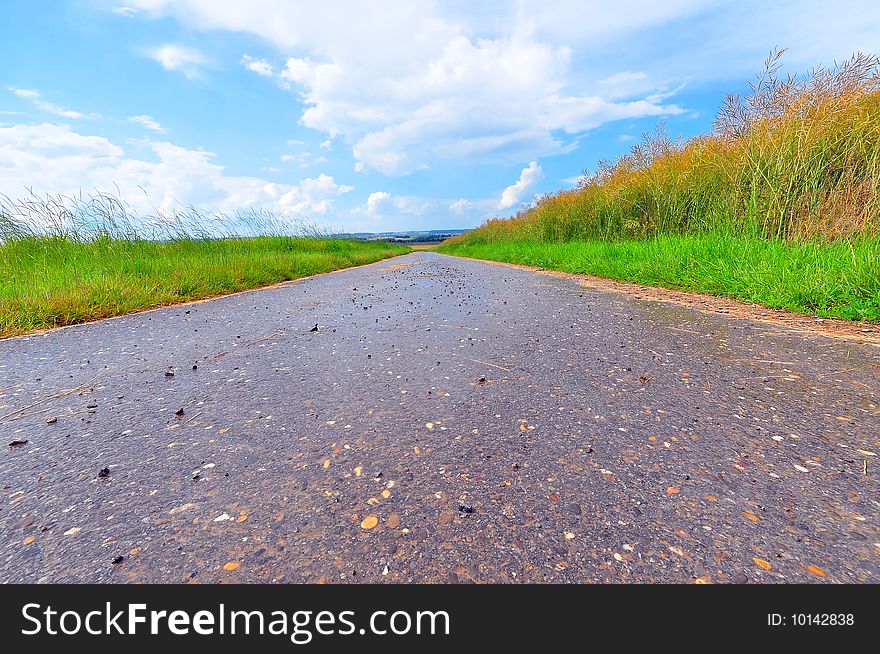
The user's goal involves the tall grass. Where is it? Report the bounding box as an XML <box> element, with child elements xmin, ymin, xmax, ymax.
<box><xmin>447</xmin><ymin>50</ymin><xmax>880</xmax><ymax>244</ymax></box>
<box><xmin>0</xmin><ymin>191</ymin><xmax>409</xmax><ymax>337</ymax></box>
<box><xmin>0</xmin><ymin>189</ymin><xmax>331</xmax><ymax>242</ymax></box>
<box><xmin>440</xmin><ymin>51</ymin><xmax>880</xmax><ymax>320</ymax></box>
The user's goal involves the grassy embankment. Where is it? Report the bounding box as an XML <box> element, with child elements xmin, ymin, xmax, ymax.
<box><xmin>0</xmin><ymin>196</ymin><xmax>408</xmax><ymax>337</ymax></box>
<box><xmin>439</xmin><ymin>51</ymin><xmax>880</xmax><ymax>322</ymax></box>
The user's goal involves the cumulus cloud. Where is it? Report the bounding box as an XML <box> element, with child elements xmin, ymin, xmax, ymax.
<box><xmin>357</xmin><ymin>191</ymin><xmax>431</xmax><ymax>218</ymax></box>
<box><xmin>498</xmin><ymin>161</ymin><xmax>543</xmax><ymax>210</ymax></box>
<box><xmin>9</xmin><ymin>88</ymin><xmax>99</xmax><ymax>119</ymax></box>
<box><xmin>122</xmin><ymin>0</ymin><xmax>880</xmax><ymax>178</ymax></box>
<box><xmin>128</xmin><ymin>114</ymin><xmax>167</xmax><ymax>133</ymax></box>
<box><xmin>310</xmin><ymin>32</ymin><xmax>681</xmax><ymax>175</ymax></box>
<box><xmin>364</xmin><ymin>191</ymin><xmax>391</xmax><ymax>216</ymax></box>
<box><xmin>241</xmin><ymin>55</ymin><xmax>274</xmax><ymax>77</ymax></box>
<box><xmin>122</xmin><ymin>1</ymin><xmax>691</xmax><ymax>176</ymax></box>
<box><xmin>276</xmin><ymin>173</ymin><xmax>353</xmax><ymax>215</ymax></box>
<box><xmin>449</xmin><ymin>198</ymin><xmax>472</xmax><ymax>214</ymax></box>
<box><xmin>0</xmin><ymin>122</ymin><xmax>351</xmax><ymax>218</ymax></box>
<box><xmin>149</xmin><ymin>44</ymin><xmax>209</xmax><ymax>79</ymax></box>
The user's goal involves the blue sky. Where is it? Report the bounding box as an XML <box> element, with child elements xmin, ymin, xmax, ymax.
<box><xmin>1</xmin><ymin>1</ymin><xmax>879</xmax><ymax>232</ymax></box>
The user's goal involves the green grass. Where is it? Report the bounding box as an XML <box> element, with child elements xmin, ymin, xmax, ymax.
<box><xmin>0</xmin><ymin>236</ymin><xmax>408</xmax><ymax>337</ymax></box>
<box><xmin>439</xmin><ymin>236</ymin><xmax>880</xmax><ymax>322</ymax></box>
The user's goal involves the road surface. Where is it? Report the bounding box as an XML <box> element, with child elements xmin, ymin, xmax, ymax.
<box><xmin>1</xmin><ymin>252</ymin><xmax>878</xmax><ymax>583</ymax></box>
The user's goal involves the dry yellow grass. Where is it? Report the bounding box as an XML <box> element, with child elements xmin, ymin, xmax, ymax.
<box><xmin>448</xmin><ymin>50</ymin><xmax>880</xmax><ymax>245</ymax></box>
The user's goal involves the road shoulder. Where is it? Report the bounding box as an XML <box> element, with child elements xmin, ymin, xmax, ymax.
<box><xmin>439</xmin><ymin>253</ymin><xmax>880</xmax><ymax>347</ymax></box>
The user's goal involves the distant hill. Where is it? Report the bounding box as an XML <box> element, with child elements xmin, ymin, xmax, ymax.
<box><xmin>335</xmin><ymin>229</ymin><xmax>471</xmax><ymax>243</ymax></box>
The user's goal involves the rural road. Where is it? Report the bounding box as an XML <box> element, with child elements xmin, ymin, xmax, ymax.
<box><xmin>1</xmin><ymin>251</ymin><xmax>878</xmax><ymax>584</ymax></box>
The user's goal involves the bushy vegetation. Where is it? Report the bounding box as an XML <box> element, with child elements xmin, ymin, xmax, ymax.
<box><xmin>440</xmin><ymin>50</ymin><xmax>880</xmax><ymax>320</ymax></box>
<box><xmin>0</xmin><ymin>192</ymin><xmax>408</xmax><ymax>337</ymax></box>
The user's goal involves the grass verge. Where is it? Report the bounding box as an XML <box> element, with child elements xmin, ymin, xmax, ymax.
<box><xmin>438</xmin><ymin>236</ymin><xmax>880</xmax><ymax>322</ymax></box>
<box><xmin>0</xmin><ymin>237</ymin><xmax>408</xmax><ymax>337</ymax></box>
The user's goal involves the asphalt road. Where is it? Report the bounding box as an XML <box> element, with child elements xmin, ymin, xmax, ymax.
<box><xmin>1</xmin><ymin>251</ymin><xmax>878</xmax><ymax>583</ymax></box>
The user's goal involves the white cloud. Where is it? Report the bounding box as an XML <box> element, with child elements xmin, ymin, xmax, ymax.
<box><xmin>276</xmin><ymin>173</ymin><xmax>353</xmax><ymax>215</ymax></box>
<box><xmin>128</xmin><ymin>114</ymin><xmax>167</xmax><ymax>133</ymax></box>
<box><xmin>327</xmin><ymin>33</ymin><xmax>681</xmax><ymax>174</ymax></box>
<box><xmin>10</xmin><ymin>88</ymin><xmax>99</xmax><ymax>119</ymax></box>
<box><xmin>498</xmin><ymin>161</ymin><xmax>543</xmax><ymax>210</ymax></box>
<box><xmin>0</xmin><ymin>122</ymin><xmax>351</xmax><ymax>219</ymax></box>
<box><xmin>599</xmin><ymin>71</ymin><xmax>649</xmax><ymax>85</ymax></box>
<box><xmin>357</xmin><ymin>191</ymin><xmax>432</xmax><ymax>218</ymax></box>
<box><xmin>121</xmin><ymin>0</ymin><xmax>880</xmax><ymax>179</ymax></box>
<box><xmin>280</xmin><ymin>151</ymin><xmax>327</xmax><ymax>168</ymax></box>
<box><xmin>149</xmin><ymin>44</ymin><xmax>209</xmax><ymax>79</ymax></box>
<box><xmin>112</xmin><ymin>6</ymin><xmax>139</xmax><ymax>17</ymax></box>
<box><xmin>123</xmin><ymin>1</ymin><xmax>689</xmax><ymax>176</ymax></box>
<box><xmin>117</xmin><ymin>0</ymin><xmax>880</xmax><ymax>182</ymax></box>
<box><xmin>364</xmin><ymin>191</ymin><xmax>391</xmax><ymax>216</ymax></box>
<box><xmin>241</xmin><ymin>54</ymin><xmax>274</xmax><ymax>77</ymax></box>
<box><xmin>449</xmin><ymin>198</ymin><xmax>471</xmax><ymax>214</ymax></box>
<box><xmin>596</xmin><ymin>71</ymin><xmax>659</xmax><ymax>99</ymax></box>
